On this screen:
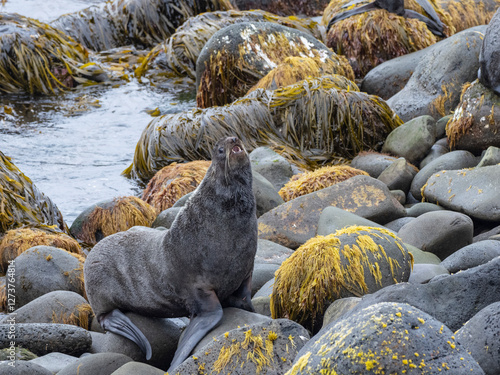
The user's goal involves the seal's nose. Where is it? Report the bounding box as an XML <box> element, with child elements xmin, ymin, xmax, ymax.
<box><xmin>230</xmin><ymin>137</ymin><xmax>238</xmax><ymax>143</ymax></box>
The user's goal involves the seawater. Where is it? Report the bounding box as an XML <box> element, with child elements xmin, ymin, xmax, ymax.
<box><xmin>0</xmin><ymin>0</ymin><xmax>196</xmax><ymax>225</ymax></box>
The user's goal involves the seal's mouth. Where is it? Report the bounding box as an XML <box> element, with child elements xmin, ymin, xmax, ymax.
<box><xmin>231</xmin><ymin>145</ymin><xmax>243</xmax><ymax>154</ymax></box>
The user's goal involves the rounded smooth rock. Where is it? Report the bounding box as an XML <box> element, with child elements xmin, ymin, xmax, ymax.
<box><xmin>0</xmin><ymin>361</ymin><xmax>52</xmax><ymax>375</ymax></box>
<box><xmin>455</xmin><ymin>301</ymin><xmax>500</xmax><ymax>375</ymax></box>
<box><xmin>10</xmin><ymin>246</ymin><xmax>84</xmax><ymax>309</ymax></box>
<box><xmin>419</xmin><ymin>137</ymin><xmax>450</xmax><ymax>169</ymax></box>
<box><xmin>377</xmin><ymin>157</ymin><xmax>418</xmax><ymax>193</ymax></box>
<box><xmin>29</xmin><ymin>353</ymin><xmax>80</xmax><ymax>374</ymax></box>
<box><xmin>406</xmin><ymin>244</ymin><xmax>442</xmax><ymax>265</ymax></box>
<box><xmin>476</xmin><ymin>145</ymin><xmax>500</xmax><ymax>167</ymax></box>
<box><xmin>405</xmin><ymin>202</ymin><xmax>445</xmax><ymax>217</ymax></box>
<box><xmin>410</xmin><ymin>150</ymin><xmax>478</xmax><ymax>200</ymax></box>
<box><xmin>382</xmin><ymin>115</ymin><xmax>436</xmax><ymax>164</ymax></box>
<box><xmin>57</xmin><ymin>353</ymin><xmax>133</xmax><ymax>375</ymax></box>
<box><xmin>110</xmin><ymin>362</ymin><xmax>165</xmax><ymax>375</ymax></box>
<box><xmin>440</xmin><ymin>240</ymin><xmax>500</xmax><ymax>273</ymax></box>
<box><xmin>397</xmin><ymin>210</ymin><xmax>473</xmax><ymax>260</ymax></box>
<box><xmin>0</xmin><ymin>323</ymin><xmax>91</xmax><ymax>356</ymax></box>
<box><xmin>151</xmin><ymin>207</ymin><xmax>181</xmax><ymax>229</ymax></box>
<box><xmin>249</xmin><ymin>146</ymin><xmax>295</xmax><ymax>191</ymax></box>
<box><xmin>252</xmin><ymin>171</ymin><xmax>285</xmax><ymax>217</ymax></box>
<box><xmin>408</xmin><ymin>263</ymin><xmax>449</xmax><ymax>284</ymax></box>
<box><xmin>321</xmin><ymin>297</ymin><xmax>360</xmax><ymax>329</ymax></box>
<box><xmin>350</xmin><ymin>152</ymin><xmax>398</xmax><ymax>178</ymax></box>
<box><xmin>384</xmin><ymin>217</ymin><xmax>415</xmax><ymax>232</ymax></box>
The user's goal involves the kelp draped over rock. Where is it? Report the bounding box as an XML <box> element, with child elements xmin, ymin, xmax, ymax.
<box><xmin>0</xmin><ymin>151</ymin><xmax>67</xmax><ymax>234</ymax></box>
<box><xmin>136</xmin><ymin>9</ymin><xmax>322</xmax><ymax>80</ymax></box>
<box><xmin>50</xmin><ymin>0</ymin><xmax>235</xmax><ymax>52</ymax></box>
<box><xmin>270</xmin><ymin>226</ymin><xmax>412</xmax><ymax>333</ymax></box>
<box><xmin>0</xmin><ymin>13</ymin><xmax>103</xmax><ymax>95</ymax></box>
<box><xmin>233</xmin><ymin>0</ymin><xmax>331</xmax><ymax>17</ymax></box>
<box><xmin>195</xmin><ymin>22</ymin><xmax>354</xmax><ymax>108</ymax></box>
<box><xmin>322</xmin><ymin>6</ymin><xmax>438</xmax><ymax>78</ymax></box>
<box><xmin>440</xmin><ymin>0</ymin><xmax>500</xmax><ymax>32</ymax></box>
<box><xmin>124</xmin><ymin>75</ymin><xmax>401</xmax><ymax>182</ymax></box>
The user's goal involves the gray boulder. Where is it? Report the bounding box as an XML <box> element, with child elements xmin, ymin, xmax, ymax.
<box><xmin>258</xmin><ymin>175</ymin><xmax>406</xmax><ymax>248</ymax></box>
<box><xmin>455</xmin><ymin>301</ymin><xmax>500</xmax><ymax>375</ymax></box>
<box><xmin>0</xmin><ymin>361</ymin><xmax>52</xmax><ymax>375</ymax></box>
<box><xmin>172</xmin><ymin>318</ymin><xmax>309</xmax><ymax>374</ymax></box>
<box><xmin>249</xmin><ymin>146</ymin><xmax>295</xmax><ymax>191</ymax></box>
<box><xmin>479</xmin><ymin>7</ymin><xmax>500</xmax><ymax>95</ymax></box>
<box><xmin>406</xmin><ymin>244</ymin><xmax>442</xmax><ymax>265</ymax></box>
<box><xmin>9</xmin><ymin>246</ymin><xmax>85</xmax><ymax>309</ymax></box>
<box><xmin>477</xmin><ymin>146</ymin><xmax>500</xmax><ymax>167</ymax></box>
<box><xmin>110</xmin><ymin>362</ymin><xmax>165</xmax><ymax>375</ymax></box>
<box><xmin>422</xmin><ymin>164</ymin><xmax>500</xmax><ymax>221</ymax></box>
<box><xmin>441</xmin><ymin>240</ymin><xmax>500</xmax><ymax>273</ymax></box>
<box><xmin>410</xmin><ymin>150</ymin><xmax>478</xmax><ymax>200</ymax></box>
<box><xmin>408</xmin><ymin>263</ymin><xmax>449</xmax><ymax>284</ymax></box>
<box><xmin>387</xmin><ymin>27</ymin><xmax>486</xmax><ymax>122</ymax></box>
<box><xmin>151</xmin><ymin>207</ymin><xmax>181</xmax><ymax>229</ymax></box>
<box><xmin>419</xmin><ymin>137</ymin><xmax>450</xmax><ymax>169</ymax></box>
<box><xmin>0</xmin><ymin>323</ymin><xmax>91</xmax><ymax>356</ymax></box>
<box><xmin>255</xmin><ymin>239</ymin><xmax>293</xmax><ymax>265</ymax></box>
<box><xmin>252</xmin><ymin>263</ymin><xmax>279</xmax><ymax>296</ymax></box>
<box><xmin>0</xmin><ymin>291</ymin><xmax>91</xmax><ymax>327</ymax></box>
<box><xmin>377</xmin><ymin>157</ymin><xmax>418</xmax><ymax>193</ymax></box>
<box><xmin>382</xmin><ymin>115</ymin><xmax>436</xmax><ymax>164</ymax></box>
<box><xmin>384</xmin><ymin>217</ymin><xmax>414</xmax><ymax>232</ymax></box>
<box><xmin>29</xmin><ymin>352</ymin><xmax>80</xmax><ymax>374</ymax></box>
<box><xmin>405</xmin><ymin>202</ymin><xmax>445</xmax><ymax>217</ymax></box>
<box><xmin>350</xmin><ymin>151</ymin><xmax>398</xmax><ymax>178</ymax></box>
<box><xmin>252</xmin><ymin>171</ymin><xmax>284</xmax><ymax>217</ymax></box>
<box><xmin>397</xmin><ymin>210</ymin><xmax>473</xmax><ymax>260</ymax></box>
<box><xmin>316</xmin><ymin>206</ymin><xmax>394</xmax><ymax>236</ymax></box>
<box><xmin>90</xmin><ymin>312</ymin><xmax>183</xmax><ymax>371</ymax></box>
<box><xmin>321</xmin><ymin>297</ymin><xmax>360</xmax><ymax>329</ymax></box>
<box><xmin>57</xmin><ymin>353</ymin><xmax>133</xmax><ymax>375</ymax></box>
<box><xmin>348</xmin><ymin>256</ymin><xmax>500</xmax><ymax>331</ymax></box>
<box><xmin>288</xmin><ymin>302</ymin><xmax>484</xmax><ymax>374</ymax></box>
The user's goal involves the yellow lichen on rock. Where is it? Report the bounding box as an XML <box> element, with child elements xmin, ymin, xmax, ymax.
<box><xmin>142</xmin><ymin>161</ymin><xmax>210</xmax><ymax>212</ymax></box>
<box><xmin>279</xmin><ymin>165</ymin><xmax>368</xmax><ymax>201</ymax></box>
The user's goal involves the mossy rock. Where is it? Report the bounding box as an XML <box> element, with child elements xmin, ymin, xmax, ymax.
<box><xmin>286</xmin><ymin>302</ymin><xmax>484</xmax><ymax>374</ymax></box>
<box><xmin>0</xmin><ymin>227</ymin><xmax>82</xmax><ymax>275</ymax></box>
<box><xmin>69</xmin><ymin>196</ymin><xmax>157</xmax><ymax>246</ymax></box>
<box><xmin>0</xmin><ymin>13</ymin><xmax>109</xmax><ymax>95</ymax></box>
<box><xmin>137</xmin><ymin>9</ymin><xmax>322</xmax><ymax>80</ymax></box>
<box><xmin>0</xmin><ymin>347</ymin><xmax>37</xmax><ymax>361</ymax></box>
<box><xmin>322</xmin><ymin>7</ymin><xmax>438</xmax><ymax>78</ymax></box>
<box><xmin>278</xmin><ymin>165</ymin><xmax>368</xmax><ymax>201</ymax></box>
<box><xmin>447</xmin><ymin>79</ymin><xmax>500</xmax><ymax>154</ymax></box>
<box><xmin>124</xmin><ymin>75</ymin><xmax>401</xmax><ymax>182</ymax></box>
<box><xmin>50</xmin><ymin>0</ymin><xmax>235</xmax><ymax>52</ymax></box>
<box><xmin>195</xmin><ymin>22</ymin><xmax>354</xmax><ymax>108</ymax></box>
<box><xmin>270</xmin><ymin>226</ymin><xmax>412</xmax><ymax>332</ymax></box>
<box><xmin>0</xmin><ymin>151</ymin><xmax>67</xmax><ymax>234</ymax></box>
<box><xmin>233</xmin><ymin>0</ymin><xmax>330</xmax><ymax>17</ymax></box>
<box><xmin>142</xmin><ymin>161</ymin><xmax>210</xmax><ymax>212</ymax></box>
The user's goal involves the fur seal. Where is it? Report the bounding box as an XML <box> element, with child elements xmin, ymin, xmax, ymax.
<box><xmin>327</xmin><ymin>0</ymin><xmax>445</xmax><ymax>37</ymax></box>
<box><xmin>479</xmin><ymin>8</ymin><xmax>500</xmax><ymax>95</ymax></box>
<box><xmin>84</xmin><ymin>137</ymin><xmax>258</xmax><ymax>371</ymax></box>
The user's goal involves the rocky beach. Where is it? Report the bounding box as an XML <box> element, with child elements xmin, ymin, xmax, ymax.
<box><xmin>1</xmin><ymin>0</ymin><xmax>500</xmax><ymax>374</ymax></box>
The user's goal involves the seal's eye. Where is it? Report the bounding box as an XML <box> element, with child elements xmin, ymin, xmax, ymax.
<box><xmin>218</xmin><ymin>147</ymin><xmax>224</xmax><ymax>154</ymax></box>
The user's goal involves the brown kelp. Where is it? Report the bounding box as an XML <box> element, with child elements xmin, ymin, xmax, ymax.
<box><xmin>136</xmin><ymin>9</ymin><xmax>322</xmax><ymax>80</ymax></box>
<box><xmin>278</xmin><ymin>165</ymin><xmax>369</xmax><ymax>202</ymax></box>
<box><xmin>69</xmin><ymin>196</ymin><xmax>158</xmax><ymax>246</ymax></box>
<box><xmin>142</xmin><ymin>161</ymin><xmax>211</xmax><ymax>212</ymax></box>
<box><xmin>323</xmin><ymin>8</ymin><xmax>437</xmax><ymax>78</ymax></box>
<box><xmin>50</xmin><ymin>0</ymin><xmax>235</xmax><ymax>52</ymax></box>
<box><xmin>0</xmin><ymin>13</ymin><xmax>106</xmax><ymax>95</ymax></box>
<box><xmin>0</xmin><ymin>151</ymin><xmax>67</xmax><ymax>234</ymax></box>
<box><xmin>247</xmin><ymin>58</ymin><xmax>359</xmax><ymax>93</ymax></box>
<box><xmin>196</xmin><ymin>22</ymin><xmax>354</xmax><ymax>108</ymax></box>
<box><xmin>0</xmin><ymin>226</ymin><xmax>83</xmax><ymax>275</ymax></box>
<box><xmin>125</xmin><ymin>75</ymin><xmax>402</xmax><ymax>182</ymax></box>
<box><xmin>233</xmin><ymin>0</ymin><xmax>331</xmax><ymax>17</ymax></box>
<box><xmin>270</xmin><ymin>226</ymin><xmax>412</xmax><ymax>333</ymax></box>
<box><xmin>439</xmin><ymin>0</ymin><xmax>500</xmax><ymax>32</ymax></box>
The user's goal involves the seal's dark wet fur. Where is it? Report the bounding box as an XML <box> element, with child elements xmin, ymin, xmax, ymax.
<box><xmin>84</xmin><ymin>137</ymin><xmax>257</xmax><ymax>371</ymax></box>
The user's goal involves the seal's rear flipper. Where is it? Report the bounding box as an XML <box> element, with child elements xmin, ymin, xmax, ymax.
<box><xmin>99</xmin><ymin>309</ymin><xmax>152</xmax><ymax>360</ymax></box>
<box><xmin>168</xmin><ymin>290</ymin><xmax>223</xmax><ymax>372</ymax></box>
<box><xmin>223</xmin><ymin>273</ymin><xmax>254</xmax><ymax>312</ymax></box>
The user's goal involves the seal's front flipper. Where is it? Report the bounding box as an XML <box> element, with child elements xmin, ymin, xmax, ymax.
<box><xmin>327</xmin><ymin>3</ymin><xmax>378</xmax><ymax>31</ymax></box>
<box><xmin>168</xmin><ymin>289</ymin><xmax>222</xmax><ymax>372</ymax></box>
<box><xmin>223</xmin><ymin>273</ymin><xmax>254</xmax><ymax>312</ymax></box>
<box><xmin>99</xmin><ymin>309</ymin><xmax>152</xmax><ymax>360</ymax></box>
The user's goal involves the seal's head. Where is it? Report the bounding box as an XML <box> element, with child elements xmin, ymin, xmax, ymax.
<box><xmin>211</xmin><ymin>137</ymin><xmax>250</xmax><ymax>183</ymax></box>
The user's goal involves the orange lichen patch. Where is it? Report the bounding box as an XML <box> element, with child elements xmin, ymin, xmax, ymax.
<box><xmin>0</xmin><ymin>227</ymin><xmax>82</xmax><ymax>275</ymax></box>
<box><xmin>52</xmin><ymin>302</ymin><xmax>94</xmax><ymax>330</ymax></box>
<box><xmin>142</xmin><ymin>161</ymin><xmax>211</xmax><ymax>212</ymax></box>
<box><xmin>247</xmin><ymin>57</ymin><xmax>358</xmax><ymax>94</ymax></box>
<box><xmin>440</xmin><ymin>0</ymin><xmax>500</xmax><ymax>32</ymax></box>
<box><xmin>326</xmin><ymin>9</ymin><xmax>437</xmax><ymax>78</ymax></box>
<box><xmin>78</xmin><ymin>196</ymin><xmax>157</xmax><ymax>245</ymax></box>
<box><xmin>279</xmin><ymin>165</ymin><xmax>368</xmax><ymax>201</ymax></box>
<box><xmin>270</xmin><ymin>226</ymin><xmax>410</xmax><ymax>332</ymax></box>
